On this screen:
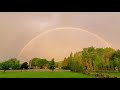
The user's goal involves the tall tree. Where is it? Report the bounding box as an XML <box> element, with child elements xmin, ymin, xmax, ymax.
<box><xmin>1</xmin><ymin>61</ymin><xmax>10</xmax><ymax>72</ymax></box>
<box><xmin>8</xmin><ymin>58</ymin><xmax>21</xmax><ymax>70</ymax></box>
<box><xmin>111</xmin><ymin>50</ymin><xmax>120</xmax><ymax>71</ymax></box>
<box><xmin>48</xmin><ymin>58</ymin><xmax>56</xmax><ymax>71</ymax></box>
<box><xmin>21</xmin><ymin>62</ymin><xmax>28</xmax><ymax>71</ymax></box>
<box><xmin>36</xmin><ymin>59</ymin><xmax>48</xmax><ymax>69</ymax></box>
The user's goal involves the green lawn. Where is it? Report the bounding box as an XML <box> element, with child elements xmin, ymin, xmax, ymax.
<box><xmin>0</xmin><ymin>71</ymin><xmax>94</xmax><ymax>78</ymax></box>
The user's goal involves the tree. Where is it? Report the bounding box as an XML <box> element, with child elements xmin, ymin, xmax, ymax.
<box><xmin>61</xmin><ymin>57</ymin><xmax>70</xmax><ymax>70</ymax></box>
<box><xmin>21</xmin><ymin>62</ymin><xmax>28</xmax><ymax>71</ymax></box>
<box><xmin>103</xmin><ymin>48</ymin><xmax>115</xmax><ymax>71</ymax></box>
<box><xmin>111</xmin><ymin>50</ymin><xmax>120</xmax><ymax>72</ymax></box>
<box><xmin>29</xmin><ymin>60</ymin><xmax>32</xmax><ymax>69</ymax></box>
<box><xmin>48</xmin><ymin>58</ymin><xmax>56</xmax><ymax>71</ymax></box>
<box><xmin>36</xmin><ymin>59</ymin><xmax>48</xmax><ymax>69</ymax></box>
<box><xmin>69</xmin><ymin>53</ymin><xmax>85</xmax><ymax>72</ymax></box>
<box><xmin>0</xmin><ymin>63</ymin><xmax>2</xmax><ymax>70</ymax></box>
<box><xmin>31</xmin><ymin>58</ymin><xmax>39</xmax><ymax>68</ymax></box>
<box><xmin>8</xmin><ymin>58</ymin><xmax>21</xmax><ymax>70</ymax></box>
<box><xmin>12</xmin><ymin>61</ymin><xmax>21</xmax><ymax>70</ymax></box>
<box><xmin>114</xmin><ymin>58</ymin><xmax>120</xmax><ymax>71</ymax></box>
<box><xmin>1</xmin><ymin>61</ymin><xmax>10</xmax><ymax>72</ymax></box>
<box><xmin>31</xmin><ymin>58</ymin><xmax>48</xmax><ymax>69</ymax></box>
<box><xmin>55</xmin><ymin>62</ymin><xmax>59</xmax><ymax>68</ymax></box>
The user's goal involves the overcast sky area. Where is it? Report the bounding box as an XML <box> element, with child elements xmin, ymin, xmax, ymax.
<box><xmin>0</xmin><ymin>12</ymin><xmax>120</xmax><ymax>62</ymax></box>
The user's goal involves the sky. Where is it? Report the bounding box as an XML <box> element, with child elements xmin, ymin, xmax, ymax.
<box><xmin>0</xmin><ymin>12</ymin><xmax>120</xmax><ymax>62</ymax></box>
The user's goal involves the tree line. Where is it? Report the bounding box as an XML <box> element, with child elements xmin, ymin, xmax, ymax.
<box><xmin>1</xmin><ymin>46</ymin><xmax>120</xmax><ymax>73</ymax></box>
<box><xmin>29</xmin><ymin>58</ymin><xmax>56</xmax><ymax>71</ymax></box>
<box><xmin>0</xmin><ymin>58</ymin><xmax>56</xmax><ymax>72</ymax></box>
<box><xmin>61</xmin><ymin>47</ymin><xmax>120</xmax><ymax>72</ymax></box>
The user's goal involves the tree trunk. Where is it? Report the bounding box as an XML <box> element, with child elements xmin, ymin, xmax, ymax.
<box><xmin>4</xmin><ymin>70</ymin><xmax>6</xmax><ymax>72</ymax></box>
<box><xmin>105</xmin><ymin>68</ymin><xmax>107</xmax><ymax>72</ymax></box>
<box><xmin>118</xmin><ymin>67</ymin><xmax>120</xmax><ymax>72</ymax></box>
<box><xmin>114</xmin><ymin>67</ymin><xmax>115</xmax><ymax>71</ymax></box>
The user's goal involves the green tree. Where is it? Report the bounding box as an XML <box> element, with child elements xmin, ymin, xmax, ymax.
<box><xmin>103</xmin><ymin>48</ymin><xmax>115</xmax><ymax>71</ymax></box>
<box><xmin>61</xmin><ymin>57</ymin><xmax>70</xmax><ymax>70</ymax></box>
<box><xmin>0</xmin><ymin>63</ymin><xmax>2</xmax><ymax>70</ymax></box>
<box><xmin>21</xmin><ymin>62</ymin><xmax>28</xmax><ymax>71</ymax></box>
<box><xmin>114</xmin><ymin>58</ymin><xmax>120</xmax><ymax>71</ymax></box>
<box><xmin>48</xmin><ymin>58</ymin><xmax>56</xmax><ymax>71</ymax></box>
<box><xmin>8</xmin><ymin>58</ymin><xmax>21</xmax><ymax>70</ymax></box>
<box><xmin>31</xmin><ymin>58</ymin><xmax>39</xmax><ymax>68</ymax></box>
<box><xmin>1</xmin><ymin>61</ymin><xmax>10</xmax><ymax>72</ymax></box>
<box><xmin>36</xmin><ymin>59</ymin><xmax>48</xmax><ymax>69</ymax></box>
<box><xmin>111</xmin><ymin>50</ymin><xmax>120</xmax><ymax>72</ymax></box>
<box><xmin>12</xmin><ymin>61</ymin><xmax>21</xmax><ymax>70</ymax></box>
<box><xmin>31</xmin><ymin>58</ymin><xmax>48</xmax><ymax>69</ymax></box>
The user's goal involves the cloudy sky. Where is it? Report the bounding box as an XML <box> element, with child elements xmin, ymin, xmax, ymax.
<box><xmin>0</xmin><ymin>12</ymin><xmax>120</xmax><ymax>62</ymax></box>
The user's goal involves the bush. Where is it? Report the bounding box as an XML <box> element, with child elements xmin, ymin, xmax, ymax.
<box><xmin>79</xmin><ymin>65</ymin><xmax>85</xmax><ymax>72</ymax></box>
<box><xmin>62</xmin><ymin>66</ymin><xmax>70</xmax><ymax>70</ymax></box>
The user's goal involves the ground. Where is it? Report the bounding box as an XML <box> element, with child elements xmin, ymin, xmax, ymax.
<box><xmin>0</xmin><ymin>70</ymin><xmax>120</xmax><ymax>78</ymax></box>
<box><xmin>103</xmin><ymin>72</ymin><xmax>120</xmax><ymax>78</ymax></box>
<box><xmin>0</xmin><ymin>71</ymin><xmax>94</xmax><ymax>78</ymax></box>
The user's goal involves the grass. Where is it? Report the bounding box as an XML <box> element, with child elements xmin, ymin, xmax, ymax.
<box><xmin>89</xmin><ymin>71</ymin><xmax>120</xmax><ymax>78</ymax></box>
<box><xmin>0</xmin><ymin>71</ymin><xmax>94</xmax><ymax>78</ymax></box>
<box><xmin>1</xmin><ymin>70</ymin><xmax>120</xmax><ymax>78</ymax></box>
<box><xmin>103</xmin><ymin>72</ymin><xmax>120</xmax><ymax>78</ymax></box>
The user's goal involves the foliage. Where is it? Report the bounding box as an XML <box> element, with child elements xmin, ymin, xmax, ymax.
<box><xmin>7</xmin><ymin>58</ymin><xmax>21</xmax><ymax>70</ymax></box>
<box><xmin>21</xmin><ymin>62</ymin><xmax>28</xmax><ymax>70</ymax></box>
<box><xmin>0</xmin><ymin>46</ymin><xmax>120</xmax><ymax>73</ymax></box>
<box><xmin>30</xmin><ymin>58</ymin><xmax>48</xmax><ymax>69</ymax></box>
<box><xmin>0</xmin><ymin>61</ymin><xmax>10</xmax><ymax>72</ymax></box>
<box><xmin>61</xmin><ymin>47</ymin><xmax>120</xmax><ymax>73</ymax></box>
<box><xmin>48</xmin><ymin>58</ymin><xmax>56</xmax><ymax>71</ymax></box>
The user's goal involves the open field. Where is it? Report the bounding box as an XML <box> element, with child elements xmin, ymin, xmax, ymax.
<box><xmin>0</xmin><ymin>69</ymin><xmax>120</xmax><ymax>78</ymax></box>
<box><xmin>0</xmin><ymin>71</ymin><xmax>94</xmax><ymax>78</ymax></box>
